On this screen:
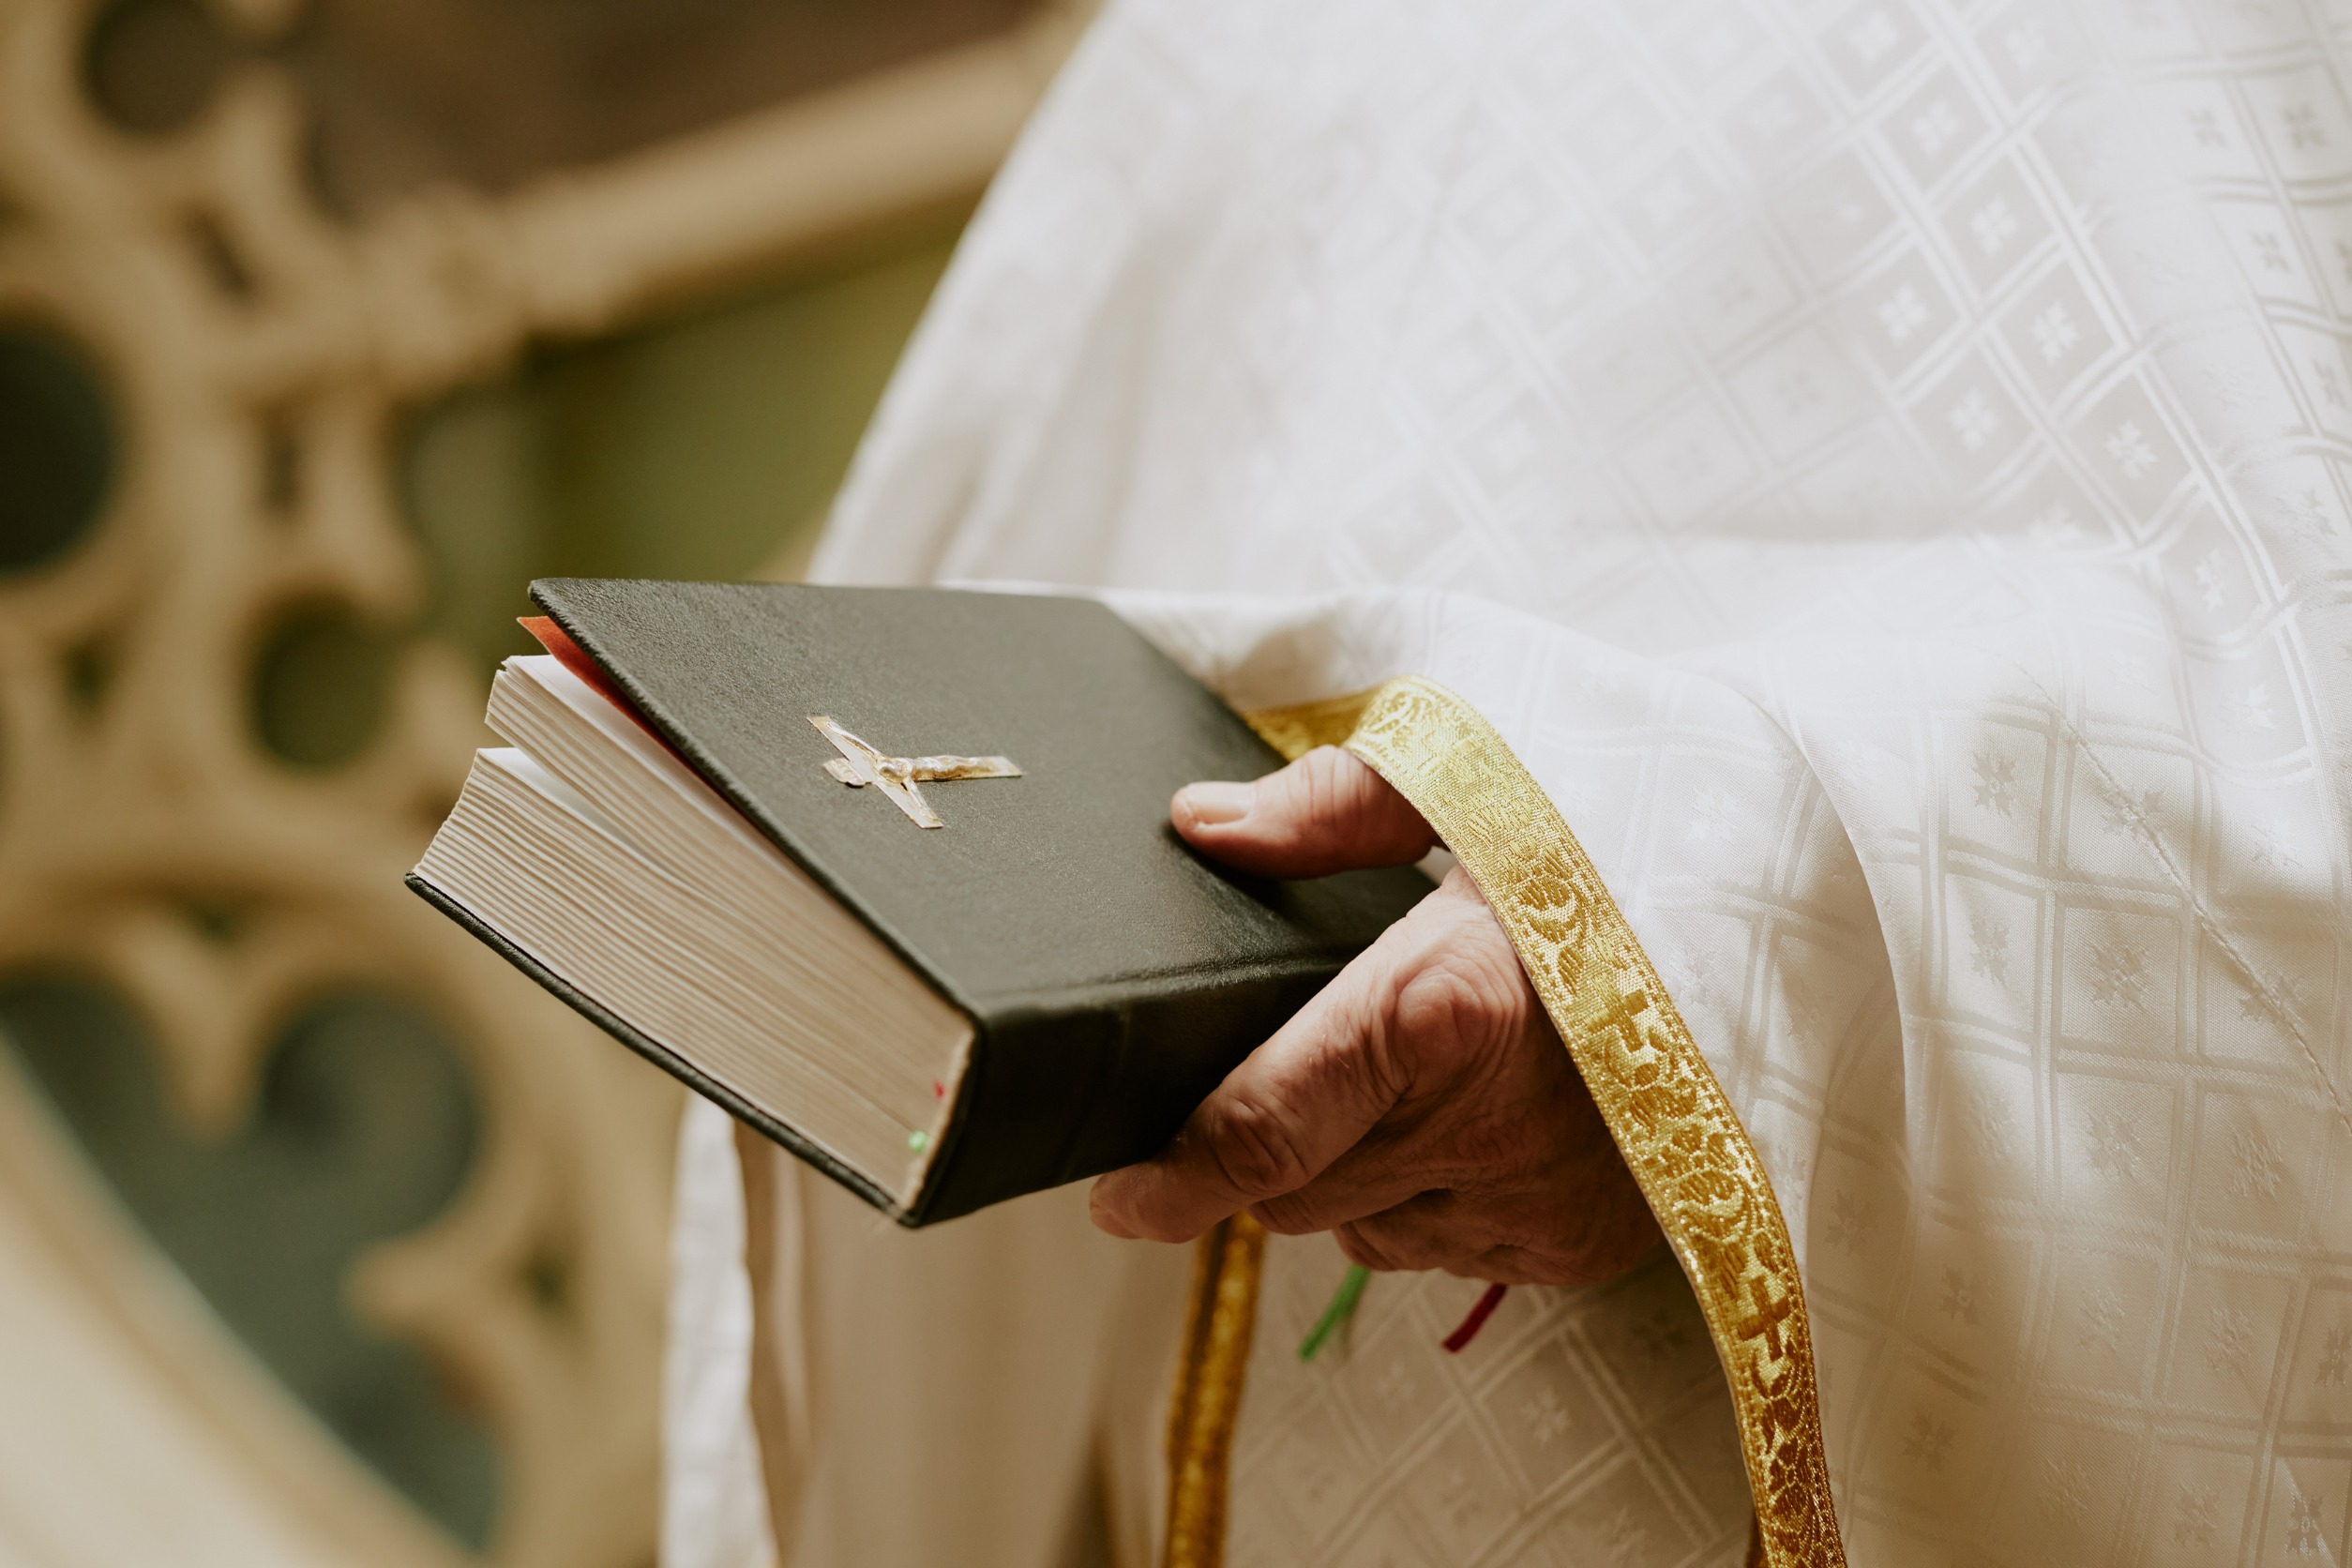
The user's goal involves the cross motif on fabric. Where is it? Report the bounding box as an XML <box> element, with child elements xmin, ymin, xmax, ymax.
<box><xmin>1581</xmin><ymin>976</ymin><xmax>1658</xmax><ymax>1063</ymax></box>
<box><xmin>807</xmin><ymin>715</ymin><xmax>1021</xmax><ymax>829</ymax></box>
<box><xmin>1735</xmin><ymin>1272</ymin><xmax>1796</xmax><ymax>1363</ymax></box>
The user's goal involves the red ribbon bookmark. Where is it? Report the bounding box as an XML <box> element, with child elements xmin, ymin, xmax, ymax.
<box><xmin>1441</xmin><ymin>1283</ymin><xmax>1509</xmax><ymax>1353</ymax></box>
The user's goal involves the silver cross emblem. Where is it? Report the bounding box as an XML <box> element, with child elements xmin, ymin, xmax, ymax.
<box><xmin>807</xmin><ymin>716</ymin><xmax>1021</xmax><ymax>829</ymax></box>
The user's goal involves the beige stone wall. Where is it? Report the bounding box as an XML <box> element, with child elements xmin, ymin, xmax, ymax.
<box><xmin>0</xmin><ymin>1</ymin><xmax>1091</xmax><ymax>1561</ymax></box>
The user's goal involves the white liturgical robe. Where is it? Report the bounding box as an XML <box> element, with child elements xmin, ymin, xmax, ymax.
<box><xmin>665</xmin><ymin>2</ymin><xmax>2352</xmax><ymax>1564</ymax></box>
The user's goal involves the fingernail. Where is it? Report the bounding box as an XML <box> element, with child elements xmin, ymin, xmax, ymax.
<box><xmin>1180</xmin><ymin>780</ymin><xmax>1254</xmax><ymax>825</ymax></box>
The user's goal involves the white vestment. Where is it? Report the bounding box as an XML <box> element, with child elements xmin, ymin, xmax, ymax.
<box><xmin>667</xmin><ymin>2</ymin><xmax>2352</xmax><ymax>1562</ymax></box>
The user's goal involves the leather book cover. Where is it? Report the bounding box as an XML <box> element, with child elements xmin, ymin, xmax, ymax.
<box><xmin>440</xmin><ymin>580</ymin><xmax>1431</xmax><ymax>1224</ymax></box>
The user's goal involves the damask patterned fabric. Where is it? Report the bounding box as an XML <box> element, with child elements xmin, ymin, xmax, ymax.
<box><xmin>666</xmin><ymin>1</ymin><xmax>2352</xmax><ymax>1563</ymax></box>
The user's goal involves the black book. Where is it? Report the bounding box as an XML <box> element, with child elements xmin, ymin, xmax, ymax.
<box><xmin>409</xmin><ymin>580</ymin><xmax>1429</xmax><ymax>1225</ymax></box>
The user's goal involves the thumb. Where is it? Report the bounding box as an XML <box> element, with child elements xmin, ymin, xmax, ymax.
<box><xmin>1172</xmin><ymin>746</ymin><xmax>1435</xmax><ymax>877</ymax></box>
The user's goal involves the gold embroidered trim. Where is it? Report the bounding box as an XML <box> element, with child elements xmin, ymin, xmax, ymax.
<box><xmin>1162</xmin><ymin>1212</ymin><xmax>1265</xmax><ymax>1568</ymax></box>
<box><xmin>1240</xmin><ymin>690</ymin><xmax>1378</xmax><ymax>760</ymax></box>
<box><xmin>1163</xmin><ymin>679</ymin><xmax>1842</xmax><ymax>1565</ymax></box>
<box><xmin>1334</xmin><ymin>676</ymin><xmax>1844</xmax><ymax>1568</ymax></box>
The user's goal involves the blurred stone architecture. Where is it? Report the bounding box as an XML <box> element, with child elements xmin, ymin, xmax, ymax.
<box><xmin>0</xmin><ymin>0</ymin><xmax>1089</xmax><ymax>1562</ymax></box>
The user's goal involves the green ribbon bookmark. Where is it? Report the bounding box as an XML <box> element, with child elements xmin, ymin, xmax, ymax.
<box><xmin>1297</xmin><ymin>1264</ymin><xmax>1370</xmax><ymax>1362</ymax></box>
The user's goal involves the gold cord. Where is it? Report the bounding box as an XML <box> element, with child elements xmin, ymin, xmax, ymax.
<box><xmin>1161</xmin><ymin>1213</ymin><xmax>1266</xmax><ymax>1568</ymax></box>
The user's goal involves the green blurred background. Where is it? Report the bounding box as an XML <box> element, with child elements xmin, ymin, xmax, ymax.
<box><xmin>404</xmin><ymin>224</ymin><xmax>957</xmax><ymax>677</ymax></box>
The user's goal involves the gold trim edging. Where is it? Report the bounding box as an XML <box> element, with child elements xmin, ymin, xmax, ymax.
<box><xmin>1160</xmin><ymin>680</ymin><xmax>1844</xmax><ymax>1568</ymax></box>
<box><xmin>1162</xmin><ymin>1213</ymin><xmax>1266</xmax><ymax>1568</ymax></box>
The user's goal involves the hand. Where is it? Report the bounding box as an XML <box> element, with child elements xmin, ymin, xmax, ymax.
<box><xmin>1091</xmin><ymin>747</ymin><xmax>1660</xmax><ymax>1286</ymax></box>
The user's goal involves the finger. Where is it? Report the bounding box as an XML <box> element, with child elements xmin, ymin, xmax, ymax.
<box><xmin>1340</xmin><ymin>1223</ymin><xmax>1628</xmax><ymax>1284</ymax></box>
<box><xmin>1247</xmin><ymin>1130</ymin><xmax>1433</xmax><ymax>1236</ymax></box>
<box><xmin>1440</xmin><ymin>1247</ymin><xmax>1557</xmax><ymax>1287</ymax></box>
<box><xmin>1172</xmin><ymin>746</ymin><xmax>1436</xmax><ymax>877</ymax></box>
<box><xmin>1091</xmin><ymin>919</ymin><xmax>1419</xmax><ymax>1242</ymax></box>
<box><xmin>1333</xmin><ymin>1190</ymin><xmax>1498</xmax><ymax>1274</ymax></box>
<box><xmin>1340</xmin><ymin>1203</ymin><xmax>1648</xmax><ymax>1287</ymax></box>
<box><xmin>1246</xmin><ymin>872</ymin><xmax>1542</xmax><ymax>1236</ymax></box>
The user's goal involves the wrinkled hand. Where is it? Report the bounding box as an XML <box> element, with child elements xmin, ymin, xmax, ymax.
<box><xmin>1090</xmin><ymin>747</ymin><xmax>1660</xmax><ymax>1286</ymax></box>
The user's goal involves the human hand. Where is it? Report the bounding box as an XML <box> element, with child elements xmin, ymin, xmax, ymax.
<box><xmin>1090</xmin><ymin>747</ymin><xmax>1660</xmax><ymax>1286</ymax></box>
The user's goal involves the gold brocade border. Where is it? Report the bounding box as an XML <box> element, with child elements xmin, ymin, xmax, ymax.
<box><xmin>1162</xmin><ymin>1213</ymin><xmax>1266</xmax><ymax>1568</ymax></box>
<box><xmin>1239</xmin><ymin>690</ymin><xmax>1379</xmax><ymax>762</ymax></box>
<box><xmin>1336</xmin><ymin>676</ymin><xmax>1844</xmax><ymax>1568</ymax></box>
<box><xmin>1161</xmin><ymin>681</ymin><xmax>1843</xmax><ymax>1567</ymax></box>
